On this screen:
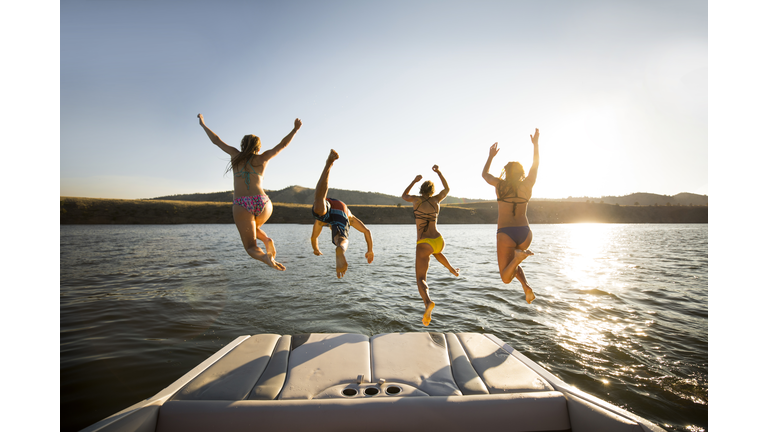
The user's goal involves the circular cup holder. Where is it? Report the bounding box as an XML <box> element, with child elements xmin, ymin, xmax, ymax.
<box><xmin>385</xmin><ymin>386</ymin><xmax>402</xmax><ymax>395</ymax></box>
<box><xmin>364</xmin><ymin>387</ymin><xmax>380</xmax><ymax>396</ymax></box>
<box><xmin>342</xmin><ymin>388</ymin><xmax>358</xmax><ymax>397</ymax></box>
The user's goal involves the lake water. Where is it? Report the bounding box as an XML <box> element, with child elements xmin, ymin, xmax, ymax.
<box><xmin>60</xmin><ymin>223</ymin><xmax>707</xmax><ymax>432</ymax></box>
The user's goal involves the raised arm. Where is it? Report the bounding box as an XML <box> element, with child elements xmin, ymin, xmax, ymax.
<box><xmin>310</xmin><ymin>220</ymin><xmax>324</xmax><ymax>256</ymax></box>
<box><xmin>526</xmin><ymin>128</ymin><xmax>540</xmax><ymax>186</ymax></box>
<box><xmin>261</xmin><ymin>118</ymin><xmax>302</xmax><ymax>161</ymax></box>
<box><xmin>401</xmin><ymin>175</ymin><xmax>423</xmax><ymax>202</ymax></box>
<box><xmin>198</xmin><ymin>114</ymin><xmax>239</xmax><ymax>157</ymax></box>
<box><xmin>349</xmin><ymin>216</ymin><xmax>374</xmax><ymax>263</ymax></box>
<box><xmin>482</xmin><ymin>142</ymin><xmax>501</xmax><ymax>187</ymax></box>
<box><xmin>432</xmin><ymin>165</ymin><xmax>450</xmax><ymax>202</ymax></box>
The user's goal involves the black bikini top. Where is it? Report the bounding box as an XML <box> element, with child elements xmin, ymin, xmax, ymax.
<box><xmin>413</xmin><ymin>198</ymin><xmax>438</xmax><ymax>235</ymax></box>
<box><xmin>496</xmin><ymin>183</ymin><xmax>529</xmax><ymax>216</ymax></box>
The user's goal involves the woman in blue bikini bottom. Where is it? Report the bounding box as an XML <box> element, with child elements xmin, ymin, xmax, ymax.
<box><xmin>497</xmin><ymin>226</ymin><xmax>530</xmax><ymax>246</ymax></box>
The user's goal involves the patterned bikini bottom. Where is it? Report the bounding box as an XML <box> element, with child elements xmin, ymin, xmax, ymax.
<box><xmin>233</xmin><ymin>194</ymin><xmax>270</xmax><ymax>216</ymax></box>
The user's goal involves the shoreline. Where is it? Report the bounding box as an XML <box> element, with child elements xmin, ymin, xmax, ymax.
<box><xmin>60</xmin><ymin>197</ymin><xmax>708</xmax><ymax>225</ymax></box>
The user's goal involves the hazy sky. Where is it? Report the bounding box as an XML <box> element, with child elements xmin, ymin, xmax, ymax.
<box><xmin>60</xmin><ymin>0</ymin><xmax>707</xmax><ymax>200</ymax></box>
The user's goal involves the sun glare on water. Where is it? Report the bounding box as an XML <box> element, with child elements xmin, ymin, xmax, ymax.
<box><xmin>552</xmin><ymin>224</ymin><xmax>630</xmax><ymax>357</ymax></box>
<box><xmin>560</xmin><ymin>223</ymin><xmax>613</xmax><ymax>288</ymax></box>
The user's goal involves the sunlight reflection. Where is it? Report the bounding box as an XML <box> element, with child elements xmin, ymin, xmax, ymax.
<box><xmin>560</xmin><ymin>224</ymin><xmax>614</xmax><ymax>290</ymax></box>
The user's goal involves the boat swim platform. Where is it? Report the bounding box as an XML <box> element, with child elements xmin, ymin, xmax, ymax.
<box><xmin>82</xmin><ymin>332</ymin><xmax>665</xmax><ymax>432</ymax></box>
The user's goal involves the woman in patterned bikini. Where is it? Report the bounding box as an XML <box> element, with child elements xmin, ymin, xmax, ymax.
<box><xmin>198</xmin><ymin>114</ymin><xmax>302</xmax><ymax>271</ymax></box>
<box><xmin>402</xmin><ymin>165</ymin><xmax>459</xmax><ymax>326</ymax></box>
<box><xmin>482</xmin><ymin>128</ymin><xmax>539</xmax><ymax>303</ymax></box>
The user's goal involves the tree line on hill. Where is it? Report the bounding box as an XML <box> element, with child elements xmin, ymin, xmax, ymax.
<box><xmin>149</xmin><ymin>186</ymin><xmax>708</xmax><ymax>207</ymax></box>
<box><xmin>62</xmin><ymin>196</ymin><xmax>707</xmax><ymax>225</ymax></box>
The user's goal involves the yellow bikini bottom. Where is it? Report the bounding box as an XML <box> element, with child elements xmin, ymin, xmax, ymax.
<box><xmin>416</xmin><ymin>235</ymin><xmax>444</xmax><ymax>254</ymax></box>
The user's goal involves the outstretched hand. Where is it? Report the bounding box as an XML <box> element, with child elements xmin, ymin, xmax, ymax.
<box><xmin>294</xmin><ymin>118</ymin><xmax>303</xmax><ymax>130</ymax></box>
<box><xmin>414</xmin><ymin>175</ymin><xmax>423</xmax><ymax>182</ymax></box>
<box><xmin>489</xmin><ymin>142</ymin><xmax>500</xmax><ymax>157</ymax></box>
<box><xmin>197</xmin><ymin>113</ymin><xmax>205</xmax><ymax>126</ymax></box>
<box><xmin>432</xmin><ymin>165</ymin><xmax>440</xmax><ymax>173</ymax></box>
<box><xmin>530</xmin><ymin>128</ymin><xmax>539</xmax><ymax>145</ymax></box>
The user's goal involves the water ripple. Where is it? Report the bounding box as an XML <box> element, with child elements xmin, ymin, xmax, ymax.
<box><xmin>61</xmin><ymin>223</ymin><xmax>707</xmax><ymax>432</ymax></box>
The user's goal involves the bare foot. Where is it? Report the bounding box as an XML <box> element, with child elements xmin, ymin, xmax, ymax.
<box><xmin>434</xmin><ymin>253</ymin><xmax>458</xmax><ymax>277</ymax></box>
<box><xmin>327</xmin><ymin>149</ymin><xmax>339</xmax><ymax>164</ymax></box>
<box><xmin>264</xmin><ymin>237</ymin><xmax>277</xmax><ymax>259</ymax></box>
<box><xmin>335</xmin><ymin>247</ymin><xmax>348</xmax><ymax>278</ymax></box>
<box><xmin>422</xmin><ymin>301</ymin><xmax>435</xmax><ymax>326</ymax></box>
<box><xmin>514</xmin><ymin>249</ymin><xmax>534</xmax><ymax>265</ymax></box>
<box><xmin>259</xmin><ymin>254</ymin><xmax>286</xmax><ymax>271</ymax></box>
<box><xmin>524</xmin><ymin>288</ymin><xmax>536</xmax><ymax>304</ymax></box>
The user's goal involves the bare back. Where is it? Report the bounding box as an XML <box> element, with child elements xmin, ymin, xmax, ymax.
<box><xmin>495</xmin><ymin>177</ymin><xmax>534</xmax><ymax>228</ymax></box>
<box><xmin>411</xmin><ymin>196</ymin><xmax>442</xmax><ymax>240</ymax></box>
<box><xmin>232</xmin><ymin>153</ymin><xmax>269</xmax><ymax>198</ymax></box>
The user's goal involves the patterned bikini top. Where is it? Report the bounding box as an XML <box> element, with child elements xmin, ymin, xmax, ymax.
<box><xmin>413</xmin><ymin>198</ymin><xmax>438</xmax><ymax>236</ymax></box>
<box><xmin>496</xmin><ymin>182</ymin><xmax>529</xmax><ymax>216</ymax></box>
<box><xmin>233</xmin><ymin>155</ymin><xmax>263</xmax><ymax>190</ymax></box>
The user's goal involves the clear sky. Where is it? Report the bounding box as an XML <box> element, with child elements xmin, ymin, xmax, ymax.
<box><xmin>59</xmin><ymin>0</ymin><xmax>708</xmax><ymax>200</ymax></box>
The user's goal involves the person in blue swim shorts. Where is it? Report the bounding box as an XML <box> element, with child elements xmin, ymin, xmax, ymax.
<box><xmin>310</xmin><ymin>149</ymin><xmax>374</xmax><ymax>278</ymax></box>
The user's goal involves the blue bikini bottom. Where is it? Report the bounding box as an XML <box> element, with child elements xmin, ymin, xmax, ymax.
<box><xmin>497</xmin><ymin>226</ymin><xmax>531</xmax><ymax>245</ymax></box>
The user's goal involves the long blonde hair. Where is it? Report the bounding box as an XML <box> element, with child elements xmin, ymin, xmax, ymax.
<box><xmin>499</xmin><ymin>161</ymin><xmax>525</xmax><ymax>196</ymax></box>
<box><xmin>227</xmin><ymin>134</ymin><xmax>261</xmax><ymax>173</ymax></box>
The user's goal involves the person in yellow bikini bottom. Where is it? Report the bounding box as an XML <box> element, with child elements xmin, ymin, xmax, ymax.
<box><xmin>416</xmin><ymin>236</ymin><xmax>444</xmax><ymax>254</ymax></box>
<box><xmin>401</xmin><ymin>166</ymin><xmax>460</xmax><ymax>328</ymax></box>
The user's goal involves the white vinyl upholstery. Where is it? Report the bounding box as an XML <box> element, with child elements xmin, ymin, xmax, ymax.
<box><xmin>457</xmin><ymin>333</ymin><xmax>554</xmax><ymax>393</ymax></box>
<box><xmin>156</xmin><ymin>392</ymin><xmax>571</xmax><ymax>432</ymax></box>
<box><xmin>445</xmin><ymin>332</ymin><xmax>489</xmax><ymax>395</ymax></box>
<box><xmin>90</xmin><ymin>332</ymin><xmax>666</xmax><ymax>432</ymax></box>
<box><xmin>370</xmin><ymin>332</ymin><xmax>461</xmax><ymax>396</ymax></box>
<box><xmin>278</xmin><ymin>333</ymin><xmax>370</xmax><ymax>400</ymax></box>
<box><xmin>171</xmin><ymin>334</ymin><xmax>280</xmax><ymax>401</ymax></box>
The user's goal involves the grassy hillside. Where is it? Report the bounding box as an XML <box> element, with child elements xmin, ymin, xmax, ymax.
<box><xmin>61</xmin><ymin>197</ymin><xmax>707</xmax><ymax>225</ymax></box>
<box><xmin>150</xmin><ymin>187</ymin><xmax>707</xmax><ymax>207</ymax></box>
<box><xmin>550</xmin><ymin>192</ymin><xmax>708</xmax><ymax>206</ymax></box>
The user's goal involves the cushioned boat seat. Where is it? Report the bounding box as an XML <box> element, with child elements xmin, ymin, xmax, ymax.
<box><xmin>156</xmin><ymin>392</ymin><xmax>571</xmax><ymax>432</ymax></box>
<box><xmin>171</xmin><ymin>334</ymin><xmax>280</xmax><ymax>401</ymax></box>
<box><xmin>456</xmin><ymin>332</ymin><xmax>554</xmax><ymax>393</ymax></box>
<box><xmin>278</xmin><ymin>333</ymin><xmax>370</xmax><ymax>400</ymax></box>
<box><xmin>85</xmin><ymin>333</ymin><xmax>664</xmax><ymax>432</ymax></box>
<box><xmin>370</xmin><ymin>332</ymin><xmax>461</xmax><ymax>396</ymax></box>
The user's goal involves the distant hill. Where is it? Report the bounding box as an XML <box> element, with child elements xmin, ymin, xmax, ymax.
<box><xmin>150</xmin><ymin>186</ymin><xmax>473</xmax><ymax>205</ymax></box>
<box><xmin>150</xmin><ymin>187</ymin><xmax>707</xmax><ymax>207</ymax></box>
<box><xmin>62</xmin><ymin>197</ymin><xmax>708</xmax><ymax>225</ymax></box>
<box><xmin>547</xmin><ymin>192</ymin><xmax>708</xmax><ymax>206</ymax></box>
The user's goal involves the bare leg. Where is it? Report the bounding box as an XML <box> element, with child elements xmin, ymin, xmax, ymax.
<box><xmin>335</xmin><ymin>237</ymin><xmax>349</xmax><ymax>278</ymax></box>
<box><xmin>415</xmin><ymin>243</ymin><xmax>435</xmax><ymax>326</ymax></box>
<box><xmin>314</xmin><ymin>150</ymin><xmax>339</xmax><ymax>215</ymax></box>
<box><xmin>433</xmin><ymin>253</ymin><xmax>459</xmax><ymax>276</ymax></box>
<box><xmin>501</xmin><ymin>249</ymin><xmax>534</xmax><ymax>284</ymax></box>
<box><xmin>497</xmin><ymin>229</ymin><xmax>535</xmax><ymax>302</ymax></box>
<box><xmin>257</xmin><ymin>228</ymin><xmax>276</xmax><ymax>259</ymax></box>
<box><xmin>515</xmin><ymin>266</ymin><xmax>536</xmax><ymax>304</ymax></box>
<box><xmin>255</xmin><ymin>200</ymin><xmax>276</xmax><ymax>259</ymax></box>
<box><xmin>233</xmin><ymin>205</ymin><xmax>285</xmax><ymax>270</ymax></box>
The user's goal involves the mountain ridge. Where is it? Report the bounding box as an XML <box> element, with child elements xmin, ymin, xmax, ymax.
<box><xmin>149</xmin><ymin>186</ymin><xmax>708</xmax><ymax>207</ymax></box>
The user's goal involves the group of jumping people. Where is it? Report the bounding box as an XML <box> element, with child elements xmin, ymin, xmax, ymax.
<box><xmin>198</xmin><ymin>114</ymin><xmax>540</xmax><ymax>326</ymax></box>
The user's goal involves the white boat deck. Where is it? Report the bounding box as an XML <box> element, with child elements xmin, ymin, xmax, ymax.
<box><xmin>82</xmin><ymin>332</ymin><xmax>665</xmax><ymax>432</ymax></box>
